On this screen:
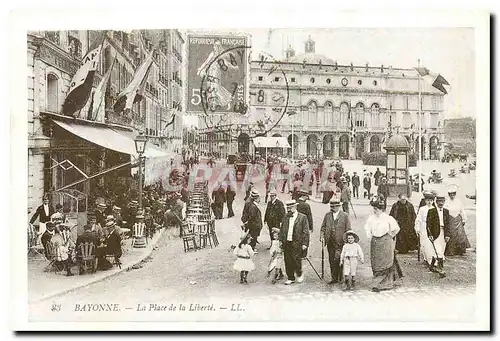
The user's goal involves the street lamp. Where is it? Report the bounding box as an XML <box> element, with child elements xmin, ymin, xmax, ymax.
<box><xmin>134</xmin><ymin>132</ymin><xmax>148</xmax><ymax>209</ymax></box>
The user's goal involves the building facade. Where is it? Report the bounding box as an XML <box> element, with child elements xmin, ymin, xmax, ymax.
<box><xmin>27</xmin><ymin>30</ymin><xmax>184</xmax><ymax>213</ymax></box>
<box><xmin>198</xmin><ymin>37</ymin><xmax>446</xmax><ymax>161</ymax></box>
<box><xmin>444</xmin><ymin>117</ymin><xmax>476</xmax><ymax>154</ymax></box>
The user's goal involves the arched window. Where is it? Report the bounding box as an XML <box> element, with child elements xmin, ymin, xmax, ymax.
<box><xmin>340</xmin><ymin>102</ymin><xmax>349</xmax><ymax>127</ymax></box>
<box><xmin>324</xmin><ymin>101</ymin><xmax>333</xmax><ymax>126</ymax></box>
<box><xmin>370</xmin><ymin>103</ymin><xmax>380</xmax><ymax>128</ymax></box>
<box><xmin>47</xmin><ymin>73</ymin><xmax>59</xmax><ymax>113</ymax></box>
<box><xmin>308</xmin><ymin>101</ymin><xmax>318</xmax><ymax>127</ymax></box>
<box><xmin>355</xmin><ymin>102</ymin><xmax>365</xmax><ymax>127</ymax></box>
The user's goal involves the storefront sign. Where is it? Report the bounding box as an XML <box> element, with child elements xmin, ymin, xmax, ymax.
<box><xmin>38</xmin><ymin>44</ymin><xmax>79</xmax><ymax>75</ymax></box>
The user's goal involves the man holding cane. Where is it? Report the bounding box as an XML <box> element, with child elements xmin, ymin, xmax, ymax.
<box><xmin>320</xmin><ymin>199</ymin><xmax>352</xmax><ymax>285</ymax></box>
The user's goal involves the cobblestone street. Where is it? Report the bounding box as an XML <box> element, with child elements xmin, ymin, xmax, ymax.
<box><xmin>29</xmin><ymin>161</ymin><xmax>478</xmax><ymax>323</ymax></box>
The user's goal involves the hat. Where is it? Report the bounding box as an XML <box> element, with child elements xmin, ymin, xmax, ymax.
<box><xmin>105</xmin><ymin>220</ymin><xmax>116</xmax><ymax>227</ymax></box>
<box><xmin>250</xmin><ymin>190</ymin><xmax>260</xmax><ymax>198</ymax></box>
<box><xmin>113</xmin><ymin>205</ymin><xmax>121</xmax><ymax>211</ymax></box>
<box><xmin>97</xmin><ymin>203</ymin><xmax>107</xmax><ymax>208</ymax></box>
<box><xmin>269</xmin><ymin>189</ymin><xmax>277</xmax><ymax>195</ymax></box>
<box><xmin>423</xmin><ymin>190</ymin><xmax>435</xmax><ymax>199</ymax></box>
<box><xmin>285</xmin><ymin>199</ymin><xmax>298</xmax><ymax>207</ymax></box>
<box><xmin>343</xmin><ymin>231</ymin><xmax>360</xmax><ymax>243</ymax></box>
<box><xmin>436</xmin><ymin>194</ymin><xmax>446</xmax><ymax>201</ymax></box>
<box><xmin>447</xmin><ymin>184</ymin><xmax>459</xmax><ymax>193</ymax></box>
<box><xmin>329</xmin><ymin>199</ymin><xmax>341</xmax><ymax>206</ymax></box>
<box><xmin>271</xmin><ymin>227</ymin><xmax>280</xmax><ymax>234</ymax></box>
<box><xmin>370</xmin><ymin>199</ymin><xmax>386</xmax><ymax>210</ymax></box>
<box><xmin>130</xmin><ymin>200</ymin><xmax>138</xmax><ymax>205</ymax></box>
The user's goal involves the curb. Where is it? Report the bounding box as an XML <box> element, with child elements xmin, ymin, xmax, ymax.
<box><xmin>30</xmin><ymin>229</ymin><xmax>166</xmax><ymax>304</ymax></box>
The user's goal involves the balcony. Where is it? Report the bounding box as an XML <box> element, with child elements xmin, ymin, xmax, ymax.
<box><xmin>44</xmin><ymin>31</ymin><xmax>60</xmax><ymax>45</ymax></box>
<box><xmin>105</xmin><ymin>109</ymin><xmax>131</xmax><ymax>127</ymax></box>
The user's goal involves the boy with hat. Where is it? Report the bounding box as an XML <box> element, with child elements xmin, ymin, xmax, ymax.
<box><xmin>340</xmin><ymin>230</ymin><xmax>364</xmax><ymax>291</ymax></box>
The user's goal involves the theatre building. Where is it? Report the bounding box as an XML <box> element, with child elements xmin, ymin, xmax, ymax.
<box><xmin>200</xmin><ymin>37</ymin><xmax>446</xmax><ymax>161</ymax></box>
<box><xmin>27</xmin><ymin>30</ymin><xmax>176</xmax><ymax>219</ymax></box>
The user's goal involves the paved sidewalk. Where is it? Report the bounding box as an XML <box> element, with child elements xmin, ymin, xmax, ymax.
<box><xmin>28</xmin><ymin>228</ymin><xmax>166</xmax><ymax>304</ymax></box>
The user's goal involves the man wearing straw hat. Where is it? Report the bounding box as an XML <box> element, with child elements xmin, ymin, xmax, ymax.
<box><xmin>320</xmin><ymin>199</ymin><xmax>351</xmax><ymax>285</ymax></box>
<box><xmin>241</xmin><ymin>190</ymin><xmax>263</xmax><ymax>253</ymax></box>
<box><xmin>279</xmin><ymin>200</ymin><xmax>310</xmax><ymax>285</ymax></box>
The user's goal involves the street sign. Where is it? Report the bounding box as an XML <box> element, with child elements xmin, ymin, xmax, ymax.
<box><xmin>186</xmin><ymin>34</ymin><xmax>249</xmax><ymax>115</ymax></box>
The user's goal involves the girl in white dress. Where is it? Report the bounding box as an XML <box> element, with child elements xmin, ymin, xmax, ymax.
<box><xmin>267</xmin><ymin>228</ymin><xmax>284</xmax><ymax>284</ymax></box>
<box><xmin>233</xmin><ymin>232</ymin><xmax>255</xmax><ymax>284</ymax></box>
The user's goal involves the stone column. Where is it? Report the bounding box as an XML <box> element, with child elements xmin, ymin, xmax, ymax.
<box><xmin>333</xmin><ymin>135</ymin><xmax>340</xmax><ymax>159</ymax></box>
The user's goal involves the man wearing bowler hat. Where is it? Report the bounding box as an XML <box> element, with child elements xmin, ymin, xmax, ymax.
<box><xmin>320</xmin><ymin>199</ymin><xmax>352</xmax><ymax>284</ymax></box>
<box><xmin>264</xmin><ymin>189</ymin><xmax>285</xmax><ymax>249</ymax></box>
<box><xmin>241</xmin><ymin>190</ymin><xmax>263</xmax><ymax>253</ymax></box>
<box><xmin>279</xmin><ymin>200</ymin><xmax>310</xmax><ymax>285</ymax></box>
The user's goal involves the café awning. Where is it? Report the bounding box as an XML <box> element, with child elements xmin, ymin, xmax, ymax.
<box><xmin>52</xmin><ymin>120</ymin><xmax>171</xmax><ymax>158</ymax></box>
<box><xmin>253</xmin><ymin>137</ymin><xmax>291</xmax><ymax>148</ymax></box>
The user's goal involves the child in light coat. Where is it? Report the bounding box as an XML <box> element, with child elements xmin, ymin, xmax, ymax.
<box><xmin>267</xmin><ymin>228</ymin><xmax>284</xmax><ymax>284</ymax></box>
<box><xmin>340</xmin><ymin>231</ymin><xmax>364</xmax><ymax>291</ymax></box>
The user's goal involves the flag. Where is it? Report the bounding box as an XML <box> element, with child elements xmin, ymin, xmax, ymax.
<box><xmin>113</xmin><ymin>38</ymin><xmax>154</xmax><ymax>114</ymax></box>
<box><xmin>62</xmin><ymin>31</ymin><xmax>106</xmax><ymax>116</ymax></box>
<box><xmin>162</xmin><ymin>105</ymin><xmax>179</xmax><ymax>134</ymax></box>
<box><xmin>415</xmin><ymin>67</ymin><xmax>451</xmax><ymax>94</ymax></box>
<box><xmin>88</xmin><ymin>57</ymin><xmax>116</xmax><ymax>121</ymax></box>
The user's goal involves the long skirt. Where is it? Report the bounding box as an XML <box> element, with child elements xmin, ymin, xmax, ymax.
<box><xmin>371</xmin><ymin>234</ymin><xmax>402</xmax><ymax>291</ymax></box>
<box><xmin>445</xmin><ymin>214</ymin><xmax>471</xmax><ymax>256</ymax></box>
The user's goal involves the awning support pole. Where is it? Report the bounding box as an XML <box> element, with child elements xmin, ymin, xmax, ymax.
<box><xmin>54</xmin><ymin>161</ymin><xmax>132</xmax><ymax>192</ymax></box>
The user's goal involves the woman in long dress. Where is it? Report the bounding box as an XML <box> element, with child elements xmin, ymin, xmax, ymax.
<box><xmin>364</xmin><ymin>199</ymin><xmax>402</xmax><ymax>292</ymax></box>
<box><xmin>444</xmin><ymin>185</ymin><xmax>471</xmax><ymax>256</ymax></box>
<box><xmin>196</xmin><ymin>41</ymin><xmax>237</xmax><ymax>112</ymax></box>
<box><xmin>414</xmin><ymin>190</ymin><xmax>442</xmax><ymax>269</ymax></box>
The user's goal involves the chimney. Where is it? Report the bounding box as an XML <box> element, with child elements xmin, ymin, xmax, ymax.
<box><xmin>381</xmin><ymin>64</ymin><xmax>384</xmax><ymax>73</ymax></box>
<box><xmin>366</xmin><ymin>63</ymin><xmax>369</xmax><ymax>72</ymax></box>
<box><xmin>334</xmin><ymin>61</ymin><xmax>338</xmax><ymax>70</ymax></box>
<box><xmin>350</xmin><ymin>62</ymin><xmax>353</xmax><ymax>71</ymax></box>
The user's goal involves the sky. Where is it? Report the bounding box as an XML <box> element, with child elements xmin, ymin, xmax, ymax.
<box><xmin>183</xmin><ymin>28</ymin><xmax>475</xmax><ymax>126</ymax></box>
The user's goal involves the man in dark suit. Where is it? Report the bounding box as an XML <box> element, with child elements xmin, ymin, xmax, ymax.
<box><xmin>226</xmin><ymin>184</ymin><xmax>236</xmax><ymax>218</ymax></box>
<box><xmin>76</xmin><ymin>223</ymin><xmax>100</xmax><ymax>259</ymax></box>
<box><xmin>264</xmin><ymin>190</ymin><xmax>285</xmax><ymax>247</ymax></box>
<box><xmin>363</xmin><ymin>174</ymin><xmax>372</xmax><ymax>198</ymax></box>
<box><xmin>351</xmin><ymin>172</ymin><xmax>360</xmax><ymax>199</ymax></box>
<box><xmin>320</xmin><ymin>199</ymin><xmax>352</xmax><ymax>284</ymax></box>
<box><xmin>94</xmin><ymin>203</ymin><xmax>108</xmax><ymax>228</ymax></box>
<box><xmin>212</xmin><ymin>183</ymin><xmax>226</xmax><ymax>219</ymax></box>
<box><xmin>30</xmin><ymin>196</ymin><xmax>55</xmax><ymax>236</ymax></box>
<box><xmin>241</xmin><ymin>190</ymin><xmax>263</xmax><ymax>253</ymax></box>
<box><xmin>426</xmin><ymin>195</ymin><xmax>451</xmax><ymax>277</ymax></box>
<box><xmin>41</xmin><ymin>221</ymin><xmax>56</xmax><ymax>258</ymax></box>
<box><xmin>297</xmin><ymin>191</ymin><xmax>313</xmax><ymax>233</ymax></box>
<box><xmin>279</xmin><ymin>200</ymin><xmax>310</xmax><ymax>285</ymax></box>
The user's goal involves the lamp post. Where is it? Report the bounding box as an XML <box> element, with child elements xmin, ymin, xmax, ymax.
<box><xmin>134</xmin><ymin>132</ymin><xmax>148</xmax><ymax>210</ymax></box>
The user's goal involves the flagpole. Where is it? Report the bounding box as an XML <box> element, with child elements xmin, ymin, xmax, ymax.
<box><xmin>418</xmin><ymin>59</ymin><xmax>422</xmax><ymax>194</ymax></box>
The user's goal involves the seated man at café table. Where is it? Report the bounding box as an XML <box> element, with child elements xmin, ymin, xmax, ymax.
<box><xmin>76</xmin><ymin>223</ymin><xmax>104</xmax><ymax>272</ymax></box>
<box><xmin>97</xmin><ymin>218</ymin><xmax>123</xmax><ymax>270</ymax></box>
